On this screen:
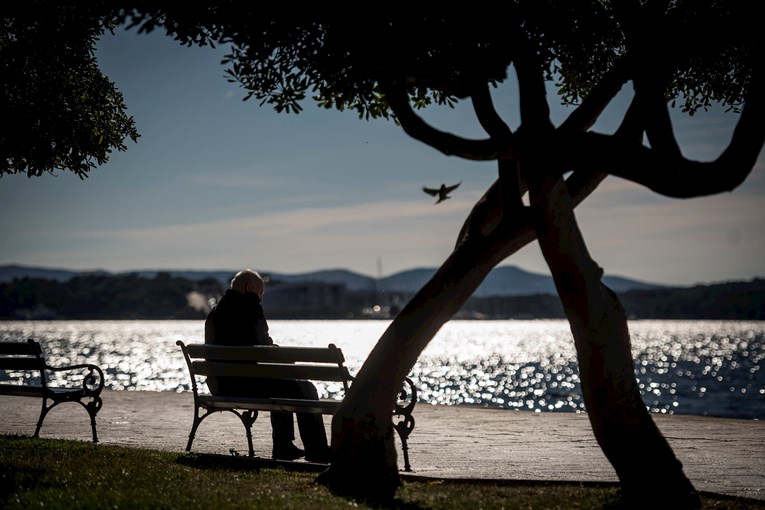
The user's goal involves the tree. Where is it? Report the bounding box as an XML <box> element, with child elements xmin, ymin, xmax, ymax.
<box><xmin>5</xmin><ymin>3</ymin><xmax>763</xmax><ymax>507</ymax></box>
<box><xmin>0</xmin><ymin>3</ymin><xmax>138</xmax><ymax>177</ymax></box>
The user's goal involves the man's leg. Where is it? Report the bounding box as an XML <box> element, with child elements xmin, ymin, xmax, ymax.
<box><xmin>270</xmin><ymin>411</ymin><xmax>295</xmax><ymax>446</ymax></box>
<box><xmin>291</xmin><ymin>380</ymin><xmax>330</xmax><ymax>463</ymax></box>
<box><xmin>254</xmin><ymin>378</ymin><xmax>329</xmax><ymax>461</ymax></box>
<box><xmin>252</xmin><ymin>378</ymin><xmax>304</xmax><ymax>460</ymax></box>
<box><xmin>297</xmin><ymin>412</ymin><xmax>330</xmax><ymax>462</ymax></box>
<box><xmin>270</xmin><ymin>410</ymin><xmax>305</xmax><ymax>460</ymax></box>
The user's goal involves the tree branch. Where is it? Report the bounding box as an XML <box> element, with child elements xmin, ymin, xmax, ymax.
<box><xmin>569</xmin><ymin>64</ymin><xmax>764</xmax><ymax>198</ymax></box>
<box><xmin>513</xmin><ymin>44</ymin><xmax>553</xmax><ymax>132</ymax></box>
<box><xmin>633</xmin><ymin>71</ymin><xmax>682</xmax><ymax>157</ymax></box>
<box><xmin>572</xmin><ymin>127</ymin><xmax>762</xmax><ymax>198</ymax></box>
<box><xmin>560</xmin><ymin>58</ymin><xmax>631</xmax><ymax>133</ymax></box>
<box><xmin>381</xmin><ymin>82</ymin><xmax>503</xmax><ymax>161</ymax></box>
<box><xmin>614</xmin><ymin>94</ymin><xmax>645</xmax><ymax>143</ymax></box>
<box><xmin>471</xmin><ymin>83</ymin><xmax>513</xmax><ymax>141</ymax></box>
<box><xmin>470</xmin><ymin>85</ymin><xmax>524</xmax><ymax>217</ymax></box>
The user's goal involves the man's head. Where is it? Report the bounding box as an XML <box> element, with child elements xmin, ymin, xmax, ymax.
<box><xmin>231</xmin><ymin>269</ymin><xmax>265</xmax><ymax>300</ymax></box>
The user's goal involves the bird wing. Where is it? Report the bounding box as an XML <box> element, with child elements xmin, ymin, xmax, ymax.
<box><xmin>422</xmin><ymin>186</ymin><xmax>439</xmax><ymax>196</ymax></box>
<box><xmin>443</xmin><ymin>182</ymin><xmax>461</xmax><ymax>194</ymax></box>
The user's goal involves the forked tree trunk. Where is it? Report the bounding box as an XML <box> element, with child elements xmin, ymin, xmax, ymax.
<box><xmin>317</xmin><ymin>173</ymin><xmax>603</xmax><ymax>502</ymax></box>
<box><xmin>529</xmin><ymin>174</ymin><xmax>700</xmax><ymax>508</ymax></box>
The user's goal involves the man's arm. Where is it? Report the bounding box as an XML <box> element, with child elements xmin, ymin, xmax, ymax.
<box><xmin>255</xmin><ymin>317</ymin><xmax>275</xmax><ymax>346</ymax></box>
<box><xmin>204</xmin><ymin>315</ymin><xmax>217</xmax><ymax>344</ymax></box>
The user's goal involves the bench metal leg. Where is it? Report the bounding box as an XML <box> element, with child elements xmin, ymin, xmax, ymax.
<box><xmin>187</xmin><ymin>408</ymin><xmax>260</xmax><ymax>457</ymax></box>
<box><xmin>394</xmin><ymin>376</ymin><xmax>418</xmax><ymax>472</ymax></box>
<box><xmin>394</xmin><ymin>414</ymin><xmax>415</xmax><ymax>472</ymax></box>
<box><xmin>84</xmin><ymin>396</ymin><xmax>103</xmax><ymax>443</ymax></box>
<box><xmin>186</xmin><ymin>408</ymin><xmax>250</xmax><ymax>452</ymax></box>
<box><xmin>33</xmin><ymin>396</ymin><xmax>102</xmax><ymax>444</ymax></box>
<box><xmin>186</xmin><ymin>407</ymin><xmax>208</xmax><ymax>453</ymax></box>
<box><xmin>239</xmin><ymin>411</ymin><xmax>258</xmax><ymax>457</ymax></box>
<box><xmin>33</xmin><ymin>397</ymin><xmax>51</xmax><ymax>439</ymax></box>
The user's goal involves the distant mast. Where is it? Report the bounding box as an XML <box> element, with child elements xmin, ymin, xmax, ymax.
<box><xmin>375</xmin><ymin>257</ymin><xmax>382</xmax><ymax>303</ymax></box>
<box><xmin>376</xmin><ymin>257</ymin><xmax>385</xmax><ymax>311</ymax></box>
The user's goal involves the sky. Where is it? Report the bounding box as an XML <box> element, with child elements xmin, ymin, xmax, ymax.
<box><xmin>1</xmin><ymin>28</ymin><xmax>763</xmax><ymax>287</ymax></box>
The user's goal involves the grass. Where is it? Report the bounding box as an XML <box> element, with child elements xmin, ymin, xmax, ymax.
<box><xmin>1</xmin><ymin>435</ymin><xmax>763</xmax><ymax>509</ymax></box>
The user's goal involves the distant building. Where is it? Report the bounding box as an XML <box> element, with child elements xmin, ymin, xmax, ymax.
<box><xmin>264</xmin><ymin>281</ymin><xmax>349</xmax><ymax>318</ymax></box>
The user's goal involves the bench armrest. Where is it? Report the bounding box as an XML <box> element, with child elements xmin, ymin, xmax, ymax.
<box><xmin>395</xmin><ymin>376</ymin><xmax>417</xmax><ymax>416</ymax></box>
<box><xmin>45</xmin><ymin>363</ymin><xmax>105</xmax><ymax>396</ymax></box>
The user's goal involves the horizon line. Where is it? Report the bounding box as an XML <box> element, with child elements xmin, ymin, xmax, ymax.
<box><xmin>1</xmin><ymin>262</ymin><xmax>762</xmax><ymax>288</ymax></box>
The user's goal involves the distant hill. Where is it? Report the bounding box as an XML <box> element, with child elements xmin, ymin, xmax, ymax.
<box><xmin>379</xmin><ymin>266</ymin><xmax>663</xmax><ymax>297</ymax></box>
<box><xmin>0</xmin><ymin>264</ymin><xmax>108</xmax><ymax>283</ymax></box>
<box><xmin>1</xmin><ymin>265</ymin><xmax>761</xmax><ymax>320</ymax></box>
<box><xmin>268</xmin><ymin>269</ymin><xmax>378</xmax><ymax>292</ymax></box>
<box><xmin>0</xmin><ymin>263</ymin><xmax>666</xmax><ymax>297</ymax></box>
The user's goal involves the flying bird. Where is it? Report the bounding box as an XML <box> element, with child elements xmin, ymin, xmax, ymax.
<box><xmin>423</xmin><ymin>182</ymin><xmax>461</xmax><ymax>204</ymax></box>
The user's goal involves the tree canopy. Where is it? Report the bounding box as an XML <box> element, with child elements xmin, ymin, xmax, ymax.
<box><xmin>1</xmin><ymin>3</ymin><xmax>138</xmax><ymax>178</ymax></box>
<box><xmin>4</xmin><ymin>2</ymin><xmax>759</xmax><ymax>181</ymax></box>
<box><xmin>120</xmin><ymin>2</ymin><xmax>757</xmax><ymax>120</ymax></box>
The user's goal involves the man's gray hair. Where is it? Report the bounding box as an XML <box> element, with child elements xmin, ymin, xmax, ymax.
<box><xmin>230</xmin><ymin>268</ymin><xmax>264</xmax><ymax>294</ymax></box>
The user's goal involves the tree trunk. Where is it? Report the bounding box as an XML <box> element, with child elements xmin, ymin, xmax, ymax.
<box><xmin>317</xmin><ymin>231</ymin><xmax>507</xmax><ymax>501</ymax></box>
<box><xmin>317</xmin><ymin>172</ymin><xmax>603</xmax><ymax>501</ymax></box>
<box><xmin>529</xmin><ymin>173</ymin><xmax>701</xmax><ymax>508</ymax></box>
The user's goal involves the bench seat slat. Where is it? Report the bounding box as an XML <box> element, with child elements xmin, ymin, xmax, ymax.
<box><xmin>198</xmin><ymin>395</ymin><xmax>343</xmax><ymax>414</ymax></box>
<box><xmin>0</xmin><ymin>384</ymin><xmax>44</xmax><ymax>397</ymax></box>
<box><xmin>0</xmin><ymin>342</ymin><xmax>41</xmax><ymax>355</ymax></box>
<box><xmin>0</xmin><ymin>358</ymin><xmax>45</xmax><ymax>370</ymax></box>
<box><xmin>184</xmin><ymin>344</ymin><xmax>345</xmax><ymax>364</ymax></box>
<box><xmin>0</xmin><ymin>384</ymin><xmax>90</xmax><ymax>398</ymax></box>
<box><xmin>191</xmin><ymin>361</ymin><xmax>352</xmax><ymax>382</ymax></box>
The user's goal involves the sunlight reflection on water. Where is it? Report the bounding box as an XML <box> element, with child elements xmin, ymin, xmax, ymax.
<box><xmin>0</xmin><ymin>319</ymin><xmax>762</xmax><ymax>419</ymax></box>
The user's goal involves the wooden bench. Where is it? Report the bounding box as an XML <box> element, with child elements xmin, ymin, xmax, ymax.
<box><xmin>0</xmin><ymin>338</ymin><xmax>105</xmax><ymax>442</ymax></box>
<box><xmin>177</xmin><ymin>341</ymin><xmax>417</xmax><ymax>471</ymax></box>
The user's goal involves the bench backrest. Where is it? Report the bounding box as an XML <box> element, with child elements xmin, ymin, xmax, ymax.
<box><xmin>177</xmin><ymin>341</ymin><xmax>353</xmax><ymax>393</ymax></box>
<box><xmin>0</xmin><ymin>339</ymin><xmax>47</xmax><ymax>385</ymax></box>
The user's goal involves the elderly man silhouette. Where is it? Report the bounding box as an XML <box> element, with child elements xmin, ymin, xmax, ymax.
<box><xmin>205</xmin><ymin>269</ymin><xmax>330</xmax><ymax>463</ymax></box>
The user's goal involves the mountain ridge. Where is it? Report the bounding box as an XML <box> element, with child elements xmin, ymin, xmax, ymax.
<box><xmin>1</xmin><ymin>263</ymin><xmax>670</xmax><ymax>298</ymax></box>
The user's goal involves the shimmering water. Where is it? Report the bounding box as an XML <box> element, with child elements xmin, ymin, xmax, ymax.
<box><xmin>1</xmin><ymin>320</ymin><xmax>762</xmax><ymax>419</ymax></box>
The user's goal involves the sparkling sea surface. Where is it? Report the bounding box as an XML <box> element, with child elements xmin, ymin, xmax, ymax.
<box><xmin>1</xmin><ymin>319</ymin><xmax>762</xmax><ymax>420</ymax></box>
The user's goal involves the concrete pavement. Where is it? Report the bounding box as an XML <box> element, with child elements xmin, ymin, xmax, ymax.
<box><xmin>1</xmin><ymin>389</ymin><xmax>763</xmax><ymax>502</ymax></box>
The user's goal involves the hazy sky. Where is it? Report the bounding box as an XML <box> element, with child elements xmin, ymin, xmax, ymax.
<box><xmin>1</xmin><ymin>28</ymin><xmax>763</xmax><ymax>286</ymax></box>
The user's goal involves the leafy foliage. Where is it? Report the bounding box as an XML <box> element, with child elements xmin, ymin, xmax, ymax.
<box><xmin>119</xmin><ymin>4</ymin><xmax>619</xmax><ymax>118</ymax></box>
<box><xmin>1</xmin><ymin>3</ymin><xmax>138</xmax><ymax>178</ymax></box>
<box><xmin>119</xmin><ymin>2</ymin><xmax>758</xmax><ymax>118</ymax></box>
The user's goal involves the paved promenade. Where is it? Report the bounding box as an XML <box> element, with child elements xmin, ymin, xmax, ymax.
<box><xmin>1</xmin><ymin>389</ymin><xmax>763</xmax><ymax>502</ymax></box>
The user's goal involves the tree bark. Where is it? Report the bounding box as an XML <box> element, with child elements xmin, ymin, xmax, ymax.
<box><xmin>528</xmin><ymin>173</ymin><xmax>701</xmax><ymax>508</ymax></box>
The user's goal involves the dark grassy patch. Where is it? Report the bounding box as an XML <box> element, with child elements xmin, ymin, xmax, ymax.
<box><xmin>1</xmin><ymin>435</ymin><xmax>762</xmax><ymax>509</ymax></box>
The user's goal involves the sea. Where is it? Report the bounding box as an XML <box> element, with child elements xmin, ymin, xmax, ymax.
<box><xmin>1</xmin><ymin>319</ymin><xmax>762</xmax><ymax>420</ymax></box>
